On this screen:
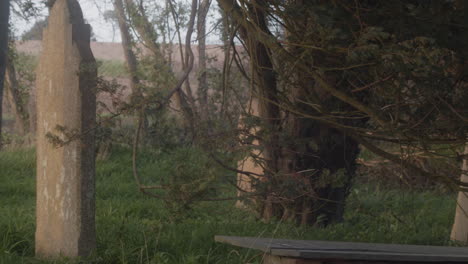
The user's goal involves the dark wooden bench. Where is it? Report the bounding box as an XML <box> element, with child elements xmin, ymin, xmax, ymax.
<box><xmin>215</xmin><ymin>236</ymin><xmax>468</xmax><ymax>264</ymax></box>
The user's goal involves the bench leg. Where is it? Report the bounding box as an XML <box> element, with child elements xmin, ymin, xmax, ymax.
<box><xmin>263</xmin><ymin>254</ymin><xmax>323</xmax><ymax>264</ymax></box>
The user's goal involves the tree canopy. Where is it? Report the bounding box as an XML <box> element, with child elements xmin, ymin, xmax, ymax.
<box><xmin>217</xmin><ymin>0</ymin><xmax>468</xmax><ymax>225</ymax></box>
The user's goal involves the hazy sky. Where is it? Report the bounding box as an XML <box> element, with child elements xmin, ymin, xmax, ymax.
<box><xmin>11</xmin><ymin>0</ymin><xmax>221</xmax><ymax>43</ymax></box>
<box><xmin>12</xmin><ymin>0</ymin><xmax>121</xmax><ymax>42</ymax></box>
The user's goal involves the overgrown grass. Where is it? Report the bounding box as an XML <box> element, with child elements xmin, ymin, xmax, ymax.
<box><xmin>0</xmin><ymin>147</ymin><xmax>458</xmax><ymax>264</ymax></box>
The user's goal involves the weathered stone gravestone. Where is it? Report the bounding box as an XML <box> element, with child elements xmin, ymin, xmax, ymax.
<box><xmin>451</xmin><ymin>143</ymin><xmax>468</xmax><ymax>242</ymax></box>
<box><xmin>236</xmin><ymin>98</ymin><xmax>263</xmax><ymax>208</ymax></box>
<box><xmin>35</xmin><ymin>0</ymin><xmax>97</xmax><ymax>258</ymax></box>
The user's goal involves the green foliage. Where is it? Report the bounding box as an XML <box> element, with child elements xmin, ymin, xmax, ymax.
<box><xmin>13</xmin><ymin>53</ymin><xmax>37</xmax><ymax>84</ymax></box>
<box><xmin>279</xmin><ymin>1</ymin><xmax>468</xmax><ymax>139</ymax></box>
<box><xmin>0</xmin><ymin>131</ymin><xmax>28</xmax><ymax>148</ymax></box>
<box><xmin>356</xmin><ymin>142</ymin><xmax>463</xmax><ymax>191</ymax></box>
<box><xmin>0</xmin><ymin>148</ymin><xmax>460</xmax><ymax>263</ymax></box>
<box><xmin>138</xmin><ymin>147</ymin><xmax>222</xmax><ymax>219</ymax></box>
<box><xmin>227</xmin><ymin>1</ymin><xmax>468</xmax><ymax>222</ymax></box>
<box><xmin>145</xmin><ymin>112</ymin><xmax>188</xmax><ymax>150</ymax></box>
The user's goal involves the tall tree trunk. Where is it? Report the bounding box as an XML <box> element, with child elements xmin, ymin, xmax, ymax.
<box><xmin>124</xmin><ymin>0</ymin><xmax>160</xmax><ymax>57</ymax></box>
<box><xmin>197</xmin><ymin>0</ymin><xmax>211</xmax><ymax>120</ymax></box>
<box><xmin>164</xmin><ymin>0</ymin><xmax>198</xmax><ymax>140</ymax></box>
<box><xmin>164</xmin><ymin>0</ymin><xmax>173</xmax><ymax>67</ymax></box>
<box><xmin>113</xmin><ymin>0</ymin><xmax>147</xmax><ymax>141</ymax></box>
<box><xmin>169</xmin><ymin>0</ymin><xmax>197</xmax><ymax>120</ymax></box>
<box><xmin>113</xmin><ymin>0</ymin><xmax>140</xmax><ymax>98</ymax></box>
<box><xmin>451</xmin><ymin>143</ymin><xmax>468</xmax><ymax>243</ymax></box>
<box><xmin>181</xmin><ymin>0</ymin><xmax>198</xmax><ymax>122</ymax></box>
<box><xmin>28</xmin><ymin>86</ymin><xmax>36</xmax><ymax>140</ymax></box>
<box><xmin>219</xmin><ymin>0</ymin><xmax>282</xmax><ymax>220</ymax></box>
<box><xmin>5</xmin><ymin>59</ymin><xmax>27</xmax><ymax>135</ymax></box>
<box><xmin>126</xmin><ymin>0</ymin><xmax>197</xmax><ymax>137</ymax></box>
<box><xmin>219</xmin><ymin>0</ymin><xmax>359</xmax><ymax>226</ymax></box>
<box><xmin>0</xmin><ymin>0</ymin><xmax>10</xmax><ymax>149</ymax></box>
<box><xmin>279</xmin><ymin>0</ymin><xmax>360</xmax><ymax>226</ymax></box>
<box><xmin>124</xmin><ymin>0</ymin><xmax>174</xmax><ymax>83</ymax></box>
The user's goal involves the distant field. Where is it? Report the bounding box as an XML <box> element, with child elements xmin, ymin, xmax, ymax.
<box><xmin>9</xmin><ymin>52</ymin><xmax>129</xmax><ymax>78</ymax></box>
<box><xmin>15</xmin><ymin>40</ymin><xmax>227</xmax><ymax>72</ymax></box>
<box><xmin>0</xmin><ymin>147</ymin><xmax>459</xmax><ymax>264</ymax></box>
<box><xmin>97</xmin><ymin>59</ymin><xmax>129</xmax><ymax>78</ymax></box>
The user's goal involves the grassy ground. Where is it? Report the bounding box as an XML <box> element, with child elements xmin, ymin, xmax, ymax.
<box><xmin>0</xmin><ymin>147</ymin><xmax>458</xmax><ymax>264</ymax></box>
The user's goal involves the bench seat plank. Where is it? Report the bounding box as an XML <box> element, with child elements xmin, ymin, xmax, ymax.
<box><xmin>215</xmin><ymin>236</ymin><xmax>468</xmax><ymax>263</ymax></box>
